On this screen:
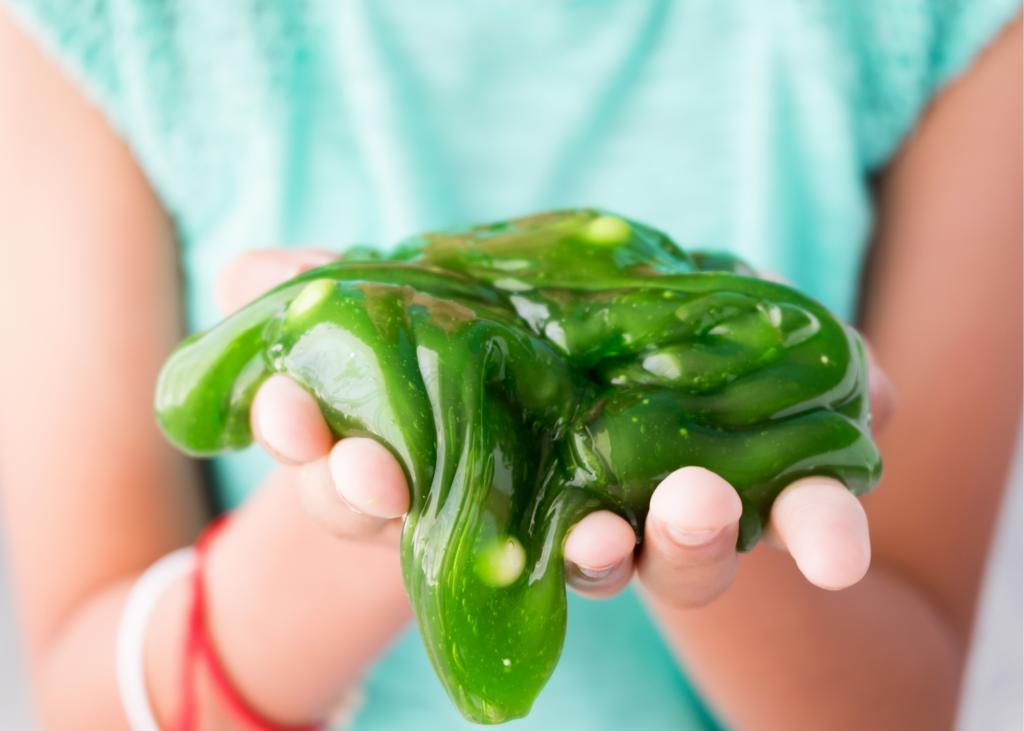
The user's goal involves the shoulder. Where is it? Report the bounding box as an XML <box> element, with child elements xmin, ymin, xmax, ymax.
<box><xmin>1</xmin><ymin>0</ymin><xmax>314</xmax><ymax>219</ymax></box>
<box><xmin>834</xmin><ymin>0</ymin><xmax>1021</xmax><ymax>169</ymax></box>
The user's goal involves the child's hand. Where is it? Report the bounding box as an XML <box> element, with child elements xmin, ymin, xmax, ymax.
<box><xmin>560</xmin><ymin>281</ymin><xmax>896</xmax><ymax>605</ymax></box>
<box><xmin>217</xmin><ymin>249</ymin><xmax>896</xmax><ymax>602</ymax></box>
<box><xmin>217</xmin><ymin>248</ymin><xmax>409</xmax><ymax>545</ymax></box>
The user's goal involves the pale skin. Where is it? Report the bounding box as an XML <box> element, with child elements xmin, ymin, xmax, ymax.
<box><xmin>0</xmin><ymin>9</ymin><xmax>1020</xmax><ymax>731</ymax></box>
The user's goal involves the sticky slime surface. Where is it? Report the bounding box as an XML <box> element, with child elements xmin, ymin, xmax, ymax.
<box><xmin>155</xmin><ymin>210</ymin><xmax>882</xmax><ymax>723</ymax></box>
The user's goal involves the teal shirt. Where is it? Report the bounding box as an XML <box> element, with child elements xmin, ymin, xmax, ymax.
<box><xmin>5</xmin><ymin>1</ymin><xmax>1017</xmax><ymax>728</ymax></box>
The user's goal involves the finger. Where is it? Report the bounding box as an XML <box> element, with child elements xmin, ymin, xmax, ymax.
<box><xmin>862</xmin><ymin>337</ymin><xmax>896</xmax><ymax>436</ymax></box>
<box><xmin>216</xmin><ymin>248</ymin><xmax>337</xmax><ymax>316</ymax></box>
<box><xmin>297</xmin><ymin>455</ymin><xmax>393</xmax><ymax>539</ymax></box>
<box><xmin>636</xmin><ymin>466</ymin><xmax>743</xmax><ymax>609</ymax></box>
<box><xmin>563</xmin><ymin>511</ymin><xmax>636</xmax><ymax>599</ymax></box>
<box><xmin>756</xmin><ymin>269</ymin><xmax>794</xmax><ymax>286</ymax></box>
<box><xmin>251</xmin><ymin>374</ymin><xmax>334</xmax><ymax>465</ymax></box>
<box><xmin>329</xmin><ymin>438</ymin><xmax>410</xmax><ymax>520</ymax></box>
<box><xmin>765</xmin><ymin>477</ymin><xmax>870</xmax><ymax>590</ymax></box>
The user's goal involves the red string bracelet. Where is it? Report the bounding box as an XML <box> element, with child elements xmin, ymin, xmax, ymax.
<box><xmin>174</xmin><ymin>515</ymin><xmax>327</xmax><ymax>731</ymax></box>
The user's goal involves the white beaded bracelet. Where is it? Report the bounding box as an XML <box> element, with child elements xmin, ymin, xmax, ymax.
<box><xmin>116</xmin><ymin>547</ymin><xmax>198</xmax><ymax>731</ymax></box>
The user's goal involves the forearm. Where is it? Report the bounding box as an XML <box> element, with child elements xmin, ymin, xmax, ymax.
<box><xmin>35</xmin><ymin>467</ymin><xmax>412</xmax><ymax>730</ymax></box>
<box><xmin>644</xmin><ymin>549</ymin><xmax>962</xmax><ymax>731</ymax></box>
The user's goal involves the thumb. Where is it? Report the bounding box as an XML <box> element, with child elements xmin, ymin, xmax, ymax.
<box><xmin>216</xmin><ymin>248</ymin><xmax>337</xmax><ymax>316</ymax></box>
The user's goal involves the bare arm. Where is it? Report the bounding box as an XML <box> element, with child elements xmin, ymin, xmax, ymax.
<box><xmin>644</xmin><ymin>16</ymin><xmax>1023</xmax><ymax>731</ymax></box>
<box><xmin>0</xmin><ymin>11</ymin><xmax>411</xmax><ymax>729</ymax></box>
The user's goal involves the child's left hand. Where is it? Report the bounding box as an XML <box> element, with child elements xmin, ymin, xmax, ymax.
<box><xmin>217</xmin><ymin>248</ymin><xmax>896</xmax><ymax>608</ymax></box>
<box><xmin>561</xmin><ymin>303</ymin><xmax>895</xmax><ymax>604</ymax></box>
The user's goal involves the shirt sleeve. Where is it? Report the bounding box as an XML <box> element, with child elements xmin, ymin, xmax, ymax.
<box><xmin>2</xmin><ymin>0</ymin><xmax>130</xmax><ymax>135</ymax></box>
<box><xmin>0</xmin><ymin>0</ymin><xmax>306</xmax><ymax>232</ymax></box>
<box><xmin>850</xmin><ymin>0</ymin><xmax>1021</xmax><ymax>170</ymax></box>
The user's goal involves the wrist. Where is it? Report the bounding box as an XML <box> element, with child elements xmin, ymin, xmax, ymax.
<box><xmin>202</xmin><ymin>468</ymin><xmax>411</xmax><ymax>725</ymax></box>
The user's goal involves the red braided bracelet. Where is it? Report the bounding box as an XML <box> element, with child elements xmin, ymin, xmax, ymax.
<box><xmin>174</xmin><ymin>515</ymin><xmax>327</xmax><ymax>731</ymax></box>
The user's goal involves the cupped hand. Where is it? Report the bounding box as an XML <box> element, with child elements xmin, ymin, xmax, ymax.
<box><xmin>562</xmin><ymin>300</ymin><xmax>896</xmax><ymax>605</ymax></box>
<box><xmin>218</xmin><ymin>249</ymin><xmax>897</xmax><ymax>603</ymax></box>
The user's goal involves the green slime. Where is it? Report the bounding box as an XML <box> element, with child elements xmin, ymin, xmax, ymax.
<box><xmin>155</xmin><ymin>210</ymin><xmax>882</xmax><ymax>723</ymax></box>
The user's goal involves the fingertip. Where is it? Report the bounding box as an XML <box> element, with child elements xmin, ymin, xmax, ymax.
<box><xmin>330</xmin><ymin>438</ymin><xmax>410</xmax><ymax>519</ymax></box>
<box><xmin>756</xmin><ymin>270</ymin><xmax>795</xmax><ymax>286</ymax></box>
<box><xmin>253</xmin><ymin>375</ymin><xmax>334</xmax><ymax>464</ymax></box>
<box><xmin>216</xmin><ymin>248</ymin><xmax>337</xmax><ymax>316</ymax></box>
<box><xmin>771</xmin><ymin>478</ymin><xmax>871</xmax><ymax>590</ymax></box>
<box><xmin>863</xmin><ymin>338</ymin><xmax>896</xmax><ymax>436</ymax></box>
<box><xmin>649</xmin><ymin>466</ymin><xmax>743</xmax><ymax>537</ymax></box>
<box><xmin>564</xmin><ymin>511</ymin><xmax>636</xmax><ymax>599</ymax></box>
<box><xmin>297</xmin><ymin>456</ymin><xmax>390</xmax><ymax>538</ymax></box>
<box><xmin>564</xmin><ymin>510</ymin><xmax>636</xmax><ymax>572</ymax></box>
<box><xmin>869</xmin><ymin>368</ymin><xmax>897</xmax><ymax>437</ymax></box>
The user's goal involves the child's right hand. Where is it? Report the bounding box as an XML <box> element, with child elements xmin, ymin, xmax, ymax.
<box><xmin>220</xmin><ymin>248</ymin><xmax>893</xmax><ymax>606</ymax></box>
<box><xmin>217</xmin><ymin>248</ymin><xmax>410</xmax><ymax>546</ymax></box>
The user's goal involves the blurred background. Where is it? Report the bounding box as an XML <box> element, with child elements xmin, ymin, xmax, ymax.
<box><xmin>0</xmin><ymin>436</ymin><xmax>1020</xmax><ymax>730</ymax></box>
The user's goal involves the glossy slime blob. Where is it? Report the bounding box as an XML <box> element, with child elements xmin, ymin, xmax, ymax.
<box><xmin>155</xmin><ymin>210</ymin><xmax>882</xmax><ymax>724</ymax></box>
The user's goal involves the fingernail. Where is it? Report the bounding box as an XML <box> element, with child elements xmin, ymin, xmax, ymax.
<box><xmin>576</xmin><ymin>561</ymin><xmax>621</xmax><ymax>579</ymax></box>
<box><xmin>334</xmin><ymin>485</ymin><xmax>365</xmax><ymax>515</ymax></box>
<box><xmin>666</xmin><ymin>525</ymin><xmax>725</xmax><ymax>546</ymax></box>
